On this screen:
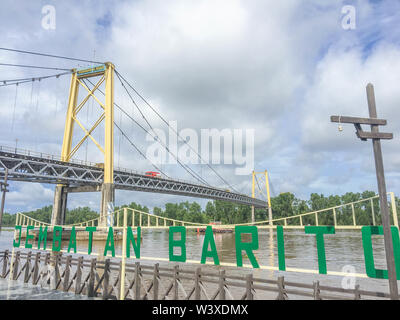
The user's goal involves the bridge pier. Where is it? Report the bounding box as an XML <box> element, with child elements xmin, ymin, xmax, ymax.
<box><xmin>100</xmin><ymin>183</ymin><xmax>115</xmax><ymax>227</ymax></box>
<box><xmin>51</xmin><ymin>185</ymin><xmax>68</xmax><ymax>225</ymax></box>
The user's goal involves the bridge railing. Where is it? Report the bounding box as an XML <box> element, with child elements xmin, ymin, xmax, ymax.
<box><xmin>14</xmin><ymin>192</ymin><xmax>398</xmax><ymax>230</ymax></box>
<box><xmin>229</xmin><ymin>192</ymin><xmax>398</xmax><ymax>229</ymax></box>
<box><xmin>0</xmin><ymin>144</ymin><xmax>225</xmax><ymax>189</ymax></box>
<box><xmin>64</xmin><ymin>207</ymin><xmax>211</xmax><ymax>229</ymax></box>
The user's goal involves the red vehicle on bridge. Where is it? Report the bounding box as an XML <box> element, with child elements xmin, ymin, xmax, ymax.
<box><xmin>145</xmin><ymin>171</ymin><xmax>160</xmax><ymax>177</ymax></box>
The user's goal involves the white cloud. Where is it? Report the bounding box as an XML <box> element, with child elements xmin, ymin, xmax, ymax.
<box><xmin>1</xmin><ymin>0</ymin><xmax>400</xmax><ymax>213</ymax></box>
<box><xmin>7</xmin><ymin>183</ymin><xmax>54</xmax><ymax>211</ymax></box>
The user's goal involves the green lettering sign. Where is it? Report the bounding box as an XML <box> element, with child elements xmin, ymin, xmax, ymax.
<box><xmin>68</xmin><ymin>226</ymin><xmax>77</xmax><ymax>253</ymax></box>
<box><xmin>126</xmin><ymin>227</ymin><xmax>141</xmax><ymax>258</ymax></box>
<box><xmin>305</xmin><ymin>226</ymin><xmax>335</xmax><ymax>274</ymax></box>
<box><xmin>277</xmin><ymin>225</ymin><xmax>286</xmax><ymax>271</ymax></box>
<box><xmin>52</xmin><ymin>226</ymin><xmax>63</xmax><ymax>252</ymax></box>
<box><xmin>25</xmin><ymin>225</ymin><xmax>35</xmax><ymax>249</ymax></box>
<box><xmin>362</xmin><ymin>226</ymin><xmax>400</xmax><ymax>279</ymax></box>
<box><xmin>169</xmin><ymin>226</ymin><xmax>186</xmax><ymax>262</ymax></box>
<box><xmin>37</xmin><ymin>226</ymin><xmax>48</xmax><ymax>250</ymax></box>
<box><xmin>13</xmin><ymin>226</ymin><xmax>22</xmax><ymax>248</ymax></box>
<box><xmin>86</xmin><ymin>226</ymin><xmax>96</xmax><ymax>255</ymax></box>
<box><xmin>104</xmin><ymin>227</ymin><xmax>115</xmax><ymax>257</ymax></box>
<box><xmin>200</xmin><ymin>226</ymin><xmax>220</xmax><ymax>265</ymax></box>
<box><xmin>235</xmin><ymin>226</ymin><xmax>259</xmax><ymax>268</ymax></box>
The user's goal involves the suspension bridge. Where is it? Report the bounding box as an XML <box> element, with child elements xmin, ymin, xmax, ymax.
<box><xmin>0</xmin><ymin>48</ymin><xmax>397</xmax><ymax>231</ymax></box>
<box><xmin>0</xmin><ymin>48</ymin><xmax>271</xmax><ymax>228</ymax></box>
<box><xmin>1</xmin><ymin>48</ymin><xmax>400</xmax><ymax>301</ymax></box>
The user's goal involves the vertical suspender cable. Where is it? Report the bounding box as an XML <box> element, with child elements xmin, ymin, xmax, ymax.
<box><xmin>118</xmin><ymin>110</ymin><xmax>122</xmax><ymax>168</ymax></box>
<box><xmin>10</xmin><ymin>83</ymin><xmax>18</xmax><ymax>132</ymax></box>
<box><xmin>34</xmin><ymin>79</ymin><xmax>41</xmax><ymax>151</ymax></box>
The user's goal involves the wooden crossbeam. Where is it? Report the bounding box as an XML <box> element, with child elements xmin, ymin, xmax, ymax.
<box><xmin>331</xmin><ymin>115</ymin><xmax>393</xmax><ymax>140</ymax></box>
<box><xmin>356</xmin><ymin>131</ymin><xmax>393</xmax><ymax>140</ymax></box>
<box><xmin>330</xmin><ymin>115</ymin><xmax>387</xmax><ymax>125</ymax></box>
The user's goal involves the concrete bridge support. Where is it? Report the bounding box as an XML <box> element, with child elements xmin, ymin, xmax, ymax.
<box><xmin>100</xmin><ymin>183</ymin><xmax>115</xmax><ymax>227</ymax></box>
<box><xmin>51</xmin><ymin>185</ymin><xmax>68</xmax><ymax>225</ymax></box>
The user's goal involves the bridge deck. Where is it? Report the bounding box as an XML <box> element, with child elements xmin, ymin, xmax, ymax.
<box><xmin>0</xmin><ymin>147</ymin><xmax>267</xmax><ymax>208</ymax></box>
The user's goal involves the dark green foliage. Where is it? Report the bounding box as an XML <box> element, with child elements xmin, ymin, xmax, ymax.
<box><xmin>1</xmin><ymin>190</ymin><xmax>399</xmax><ymax>227</ymax></box>
<box><xmin>1</xmin><ymin>205</ymin><xmax>98</xmax><ymax>227</ymax></box>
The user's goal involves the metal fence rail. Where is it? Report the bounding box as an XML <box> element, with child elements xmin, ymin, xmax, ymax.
<box><xmin>0</xmin><ymin>250</ymin><xmax>390</xmax><ymax>300</ymax></box>
<box><xmin>15</xmin><ymin>192</ymin><xmax>399</xmax><ymax>231</ymax></box>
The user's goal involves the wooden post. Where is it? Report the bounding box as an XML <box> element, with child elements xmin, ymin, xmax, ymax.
<box><xmin>53</xmin><ymin>253</ymin><xmax>60</xmax><ymax>290</ymax></box>
<box><xmin>12</xmin><ymin>251</ymin><xmax>20</xmax><ymax>280</ymax></box>
<box><xmin>87</xmin><ymin>258</ymin><xmax>96</xmax><ymax>297</ymax></box>
<box><xmin>331</xmin><ymin>88</ymin><xmax>399</xmax><ymax>299</ymax></box>
<box><xmin>245</xmin><ymin>274</ymin><xmax>254</xmax><ymax>300</ymax></box>
<box><xmin>366</xmin><ymin>83</ymin><xmax>398</xmax><ymax>299</ymax></box>
<box><xmin>2</xmin><ymin>250</ymin><xmax>8</xmax><ymax>278</ymax></box>
<box><xmin>195</xmin><ymin>267</ymin><xmax>201</xmax><ymax>300</ymax></box>
<box><xmin>32</xmin><ymin>252</ymin><xmax>40</xmax><ymax>285</ymax></box>
<box><xmin>103</xmin><ymin>259</ymin><xmax>110</xmax><ymax>300</ymax></box>
<box><xmin>315</xmin><ymin>212</ymin><xmax>319</xmax><ymax>226</ymax></box>
<box><xmin>43</xmin><ymin>252</ymin><xmax>50</xmax><ymax>287</ymax></box>
<box><xmin>63</xmin><ymin>255</ymin><xmax>72</xmax><ymax>292</ymax></box>
<box><xmin>313</xmin><ymin>281</ymin><xmax>321</xmax><ymax>300</ymax></box>
<box><xmin>276</xmin><ymin>276</ymin><xmax>288</xmax><ymax>300</ymax></box>
<box><xmin>173</xmin><ymin>265</ymin><xmax>179</xmax><ymax>300</ymax></box>
<box><xmin>75</xmin><ymin>256</ymin><xmax>83</xmax><ymax>295</ymax></box>
<box><xmin>23</xmin><ymin>251</ymin><xmax>32</xmax><ymax>283</ymax></box>
<box><xmin>153</xmin><ymin>263</ymin><xmax>159</xmax><ymax>300</ymax></box>
<box><xmin>219</xmin><ymin>270</ymin><xmax>226</xmax><ymax>300</ymax></box>
<box><xmin>299</xmin><ymin>215</ymin><xmax>303</xmax><ymax>227</ymax></box>
<box><xmin>135</xmin><ymin>262</ymin><xmax>141</xmax><ymax>300</ymax></box>
<box><xmin>354</xmin><ymin>284</ymin><xmax>361</xmax><ymax>300</ymax></box>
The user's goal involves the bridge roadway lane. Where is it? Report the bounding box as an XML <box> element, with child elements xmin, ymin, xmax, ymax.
<box><xmin>0</xmin><ymin>148</ymin><xmax>268</xmax><ymax>208</ymax></box>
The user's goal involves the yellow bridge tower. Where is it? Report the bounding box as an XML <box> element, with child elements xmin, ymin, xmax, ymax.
<box><xmin>51</xmin><ymin>62</ymin><xmax>115</xmax><ymax>226</ymax></box>
<box><xmin>251</xmin><ymin>170</ymin><xmax>273</xmax><ymax>225</ymax></box>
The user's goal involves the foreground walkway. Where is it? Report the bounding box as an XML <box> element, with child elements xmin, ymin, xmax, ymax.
<box><xmin>0</xmin><ymin>278</ymin><xmax>95</xmax><ymax>300</ymax></box>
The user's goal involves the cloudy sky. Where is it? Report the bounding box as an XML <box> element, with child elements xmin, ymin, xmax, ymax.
<box><xmin>1</xmin><ymin>0</ymin><xmax>400</xmax><ymax>214</ymax></box>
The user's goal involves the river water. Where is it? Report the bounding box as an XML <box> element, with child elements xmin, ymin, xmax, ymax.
<box><xmin>0</xmin><ymin>228</ymin><xmax>393</xmax><ymax>298</ymax></box>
